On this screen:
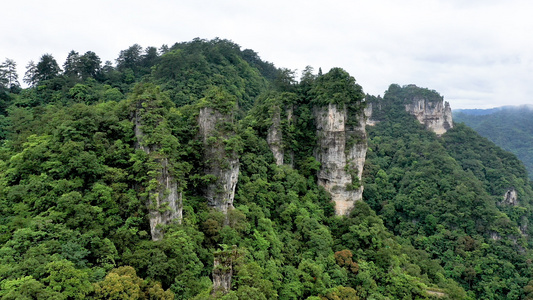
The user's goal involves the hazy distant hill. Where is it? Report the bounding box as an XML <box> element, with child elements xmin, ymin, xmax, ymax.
<box><xmin>454</xmin><ymin>105</ymin><xmax>533</xmax><ymax>179</ymax></box>
<box><xmin>454</xmin><ymin>107</ymin><xmax>504</xmax><ymax>116</ymax></box>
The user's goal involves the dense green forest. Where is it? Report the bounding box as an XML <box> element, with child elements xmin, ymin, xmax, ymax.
<box><xmin>454</xmin><ymin>106</ymin><xmax>533</xmax><ymax>180</ymax></box>
<box><xmin>0</xmin><ymin>38</ymin><xmax>532</xmax><ymax>299</ymax></box>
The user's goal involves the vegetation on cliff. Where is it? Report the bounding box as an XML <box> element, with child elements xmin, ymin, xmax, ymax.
<box><xmin>0</xmin><ymin>38</ymin><xmax>531</xmax><ymax>299</ymax></box>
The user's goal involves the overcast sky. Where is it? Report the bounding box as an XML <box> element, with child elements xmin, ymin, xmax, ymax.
<box><xmin>2</xmin><ymin>0</ymin><xmax>533</xmax><ymax>109</ymax></box>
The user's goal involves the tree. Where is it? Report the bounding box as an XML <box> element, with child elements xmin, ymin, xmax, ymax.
<box><xmin>116</xmin><ymin>44</ymin><xmax>143</xmax><ymax>72</ymax></box>
<box><xmin>27</xmin><ymin>54</ymin><xmax>61</xmax><ymax>85</ymax></box>
<box><xmin>80</xmin><ymin>51</ymin><xmax>102</xmax><ymax>80</ymax></box>
<box><xmin>93</xmin><ymin>266</ymin><xmax>174</xmax><ymax>299</ymax></box>
<box><xmin>42</xmin><ymin>259</ymin><xmax>93</xmax><ymax>299</ymax></box>
<box><xmin>23</xmin><ymin>60</ymin><xmax>38</xmax><ymax>86</ymax></box>
<box><xmin>93</xmin><ymin>266</ymin><xmax>143</xmax><ymax>300</ymax></box>
<box><xmin>0</xmin><ymin>276</ymin><xmax>50</xmax><ymax>299</ymax></box>
<box><xmin>142</xmin><ymin>46</ymin><xmax>159</xmax><ymax>69</ymax></box>
<box><xmin>0</xmin><ymin>58</ymin><xmax>20</xmax><ymax>91</ymax></box>
<box><xmin>64</xmin><ymin>50</ymin><xmax>82</xmax><ymax>79</ymax></box>
<box><xmin>311</xmin><ymin>67</ymin><xmax>364</xmax><ymax>106</ymax></box>
<box><xmin>36</xmin><ymin>54</ymin><xmax>61</xmax><ymax>81</ymax></box>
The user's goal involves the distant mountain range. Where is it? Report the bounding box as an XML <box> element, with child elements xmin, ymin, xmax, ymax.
<box><xmin>454</xmin><ymin>104</ymin><xmax>533</xmax><ymax>115</ymax></box>
<box><xmin>454</xmin><ymin>105</ymin><xmax>533</xmax><ymax>179</ymax></box>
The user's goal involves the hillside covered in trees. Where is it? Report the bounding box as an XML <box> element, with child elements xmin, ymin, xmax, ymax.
<box><xmin>454</xmin><ymin>106</ymin><xmax>533</xmax><ymax>180</ymax></box>
<box><xmin>0</xmin><ymin>38</ymin><xmax>532</xmax><ymax>299</ymax></box>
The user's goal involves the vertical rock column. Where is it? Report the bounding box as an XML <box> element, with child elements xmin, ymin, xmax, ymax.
<box><xmin>315</xmin><ymin>104</ymin><xmax>367</xmax><ymax>215</ymax></box>
<box><xmin>285</xmin><ymin>106</ymin><xmax>295</xmax><ymax>167</ymax></box>
<box><xmin>133</xmin><ymin>109</ymin><xmax>182</xmax><ymax>241</ymax></box>
<box><xmin>211</xmin><ymin>246</ymin><xmax>240</xmax><ymax>295</ymax></box>
<box><xmin>212</xmin><ymin>251</ymin><xmax>233</xmax><ymax>295</ymax></box>
<box><xmin>198</xmin><ymin>107</ymin><xmax>239</xmax><ymax>214</ymax></box>
<box><xmin>267</xmin><ymin>106</ymin><xmax>284</xmax><ymax>165</ymax></box>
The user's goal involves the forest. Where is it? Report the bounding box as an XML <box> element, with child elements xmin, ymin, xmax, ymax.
<box><xmin>454</xmin><ymin>106</ymin><xmax>533</xmax><ymax>180</ymax></box>
<box><xmin>0</xmin><ymin>38</ymin><xmax>533</xmax><ymax>299</ymax></box>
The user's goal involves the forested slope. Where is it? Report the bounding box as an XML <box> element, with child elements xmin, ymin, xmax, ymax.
<box><xmin>365</xmin><ymin>87</ymin><xmax>533</xmax><ymax>298</ymax></box>
<box><xmin>454</xmin><ymin>106</ymin><xmax>533</xmax><ymax>180</ymax></box>
<box><xmin>0</xmin><ymin>38</ymin><xmax>531</xmax><ymax>299</ymax></box>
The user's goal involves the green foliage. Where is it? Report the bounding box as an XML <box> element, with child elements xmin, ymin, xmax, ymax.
<box><xmin>152</xmin><ymin>38</ymin><xmax>269</xmax><ymax>111</ymax></box>
<box><xmin>2</xmin><ymin>39</ymin><xmax>531</xmax><ymax>300</ymax></box>
<box><xmin>362</xmin><ymin>84</ymin><xmax>533</xmax><ymax>299</ymax></box>
<box><xmin>311</xmin><ymin>67</ymin><xmax>364</xmax><ymax>107</ymax></box>
<box><xmin>93</xmin><ymin>266</ymin><xmax>173</xmax><ymax>299</ymax></box>
<box><xmin>454</xmin><ymin>107</ymin><xmax>533</xmax><ymax>180</ymax></box>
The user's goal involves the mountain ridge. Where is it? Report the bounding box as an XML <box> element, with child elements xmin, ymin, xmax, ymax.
<box><xmin>0</xmin><ymin>38</ymin><xmax>532</xmax><ymax>299</ymax></box>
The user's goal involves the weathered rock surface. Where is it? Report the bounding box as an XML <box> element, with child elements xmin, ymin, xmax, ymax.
<box><xmin>503</xmin><ymin>188</ymin><xmax>518</xmax><ymax>206</ymax></box>
<box><xmin>315</xmin><ymin>104</ymin><xmax>367</xmax><ymax>215</ymax></box>
<box><xmin>267</xmin><ymin>106</ymin><xmax>284</xmax><ymax>165</ymax></box>
<box><xmin>133</xmin><ymin>109</ymin><xmax>182</xmax><ymax>241</ymax></box>
<box><xmin>212</xmin><ymin>247</ymin><xmax>238</xmax><ymax>295</ymax></box>
<box><xmin>405</xmin><ymin>97</ymin><xmax>453</xmax><ymax>135</ymax></box>
<box><xmin>198</xmin><ymin>107</ymin><xmax>239</xmax><ymax>214</ymax></box>
<box><xmin>212</xmin><ymin>261</ymin><xmax>232</xmax><ymax>295</ymax></box>
<box><xmin>364</xmin><ymin>102</ymin><xmax>379</xmax><ymax>126</ymax></box>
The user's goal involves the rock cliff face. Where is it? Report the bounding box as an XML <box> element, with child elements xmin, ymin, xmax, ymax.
<box><xmin>211</xmin><ymin>247</ymin><xmax>239</xmax><ymax>295</ymax></box>
<box><xmin>267</xmin><ymin>106</ymin><xmax>284</xmax><ymax>165</ymax></box>
<box><xmin>315</xmin><ymin>104</ymin><xmax>367</xmax><ymax>215</ymax></box>
<box><xmin>364</xmin><ymin>102</ymin><xmax>379</xmax><ymax>126</ymax></box>
<box><xmin>198</xmin><ymin>107</ymin><xmax>239</xmax><ymax>214</ymax></box>
<box><xmin>133</xmin><ymin>109</ymin><xmax>182</xmax><ymax>241</ymax></box>
<box><xmin>503</xmin><ymin>188</ymin><xmax>518</xmax><ymax>206</ymax></box>
<box><xmin>405</xmin><ymin>97</ymin><xmax>453</xmax><ymax>135</ymax></box>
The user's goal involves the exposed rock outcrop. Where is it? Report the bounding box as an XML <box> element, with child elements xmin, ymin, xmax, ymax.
<box><xmin>212</xmin><ymin>246</ymin><xmax>239</xmax><ymax>295</ymax></box>
<box><xmin>133</xmin><ymin>108</ymin><xmax>182</xmax><ymax>241</ymax></box>
<box><xmin>520</xmin><ymin>216</ymin><xmax>528</xmax><ymax>236</ymax></box>
<box><xmin>212</xmin><ymin>259</ymin><xmax>232</xmax><ymax>295</ymax></box>
<box><xmin>266</xmin><ymin>104</ymin><xmax>295</xmax><ymax>166</ymax></box>
<box><xmin>267</xmin><ymin>106</ymin><xmax>284</xmax><ymax>165</ymax></box>
<box><xmin>502</xmin><ymin>188</ymin><xmax>518</xmax><ymax>206</ymax></box>
<box><xmin>490</xmin><ymin>231</ymin><xmax>502</xmax><ymax>241</ymax></box>
<box><xmin>364</xmin><ymin>102</ymin><xmax>379</xmax><ymax>126</ymax></box>
<box><xmin>198</xmin><ymin>107</ymin><xmax>239</xmax><ymax>214</ymax></box>
<box><xmin>315</xmin><ymin>104</ymin><xmax>367</xmax><ymax>215</ymax></box>
<box><xmin>405</xmin><ymin>96</ymin><xmax>453</xmax><ymax>135</ymax></box>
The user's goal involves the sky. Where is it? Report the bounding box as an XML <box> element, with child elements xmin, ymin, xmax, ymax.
<box><xmin>2</xmin><ymin>0</ymin><xmax>533</xmax><ymax>109</ymax></box>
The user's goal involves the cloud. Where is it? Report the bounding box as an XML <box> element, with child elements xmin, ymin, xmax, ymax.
<box><xmin>2</xmin><ymin>0</ymin><xmax>533</xmax><ymax>109</ymax></box>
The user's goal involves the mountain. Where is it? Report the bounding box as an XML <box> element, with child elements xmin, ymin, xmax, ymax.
<box><xmin>454</xmin><ymin>105</ymin><xmax>533</xmax><ymax>180</ymax></box>
<box><xmin>0</xmin><ymin>38</ymin><xmax>532</xmax><ymax>299</ymax></box>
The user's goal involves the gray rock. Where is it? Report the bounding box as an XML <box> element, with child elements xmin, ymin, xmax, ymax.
<box><xmin>315</xmin><ymin>104</ymin><xmax>367</xmax><ymax>215</ymax></box>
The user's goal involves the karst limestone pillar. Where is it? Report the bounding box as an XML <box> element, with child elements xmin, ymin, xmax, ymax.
<box><xmin>315</xmin><ymin>104</ymin><xmax>367</xmax><ymax>215</ymax></box>
<box><xmin>133</xmin><ymin>105</ymin><xmax>182</xmax><ymax>241</ymax></box>
<box><xmin>198</xmin><ymin>107</ymin><xmax>239</xmax><ymax>214</ymax></box>
<box><xmin>267</xmin><ymin>106</ymin><xmax>284</xmax><ymax>165</ymax></box>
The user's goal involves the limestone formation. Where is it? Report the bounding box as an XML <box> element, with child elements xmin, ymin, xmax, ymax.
<box><xmin>364</xmin><ymin>102</ymin><xmax>379</xmax><ymax>126</ymax></box>
<box><xmin>212</xmin><ymin>246</ymin><xmax>238</xmax><ymax>295</ymax></box>
<box><xmin>133</xmin><ymin>109</ymin><xmax>182</xmax><ymax>241</ymax></box>
<box><xmin>198</xmin><ymin>107</ymin><xmax>239</xmax><ymax>214</ymax></box>
<box><xmin>520</xmin><ymin>216</ymin><xmax>528</xmax><ymax>236</ymax></box>
<box><xmin>405</xmin><ymin>97</ymin><xmax>453</xmax><ymax>135</ymax></box>
<box><xmin>315</xmin><ymin>104</ymin><xmax>367</xmax><ymax>215</ymax></box>
<box><xmin>267</xmin><ymin>106</ymin><xmax>284</xmax><ymax>165</ymax></box>
<box><xmin>502</xmin><ymin>188</ymin><xmax>518</xmax><ymax>206</ymax></box>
